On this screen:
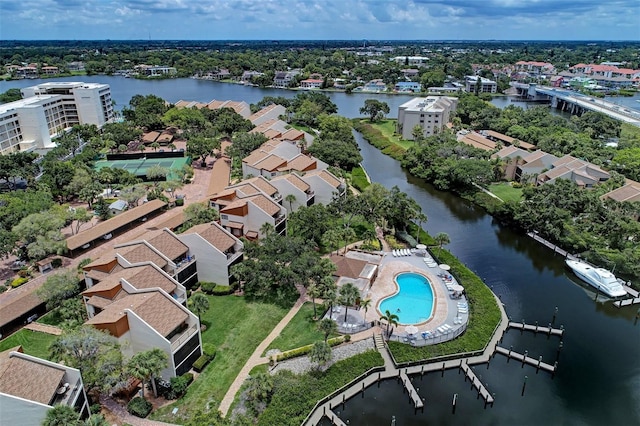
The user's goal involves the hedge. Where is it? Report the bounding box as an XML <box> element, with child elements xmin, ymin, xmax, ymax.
<box><xmin>200</xmin><ymin>282</ymin><xmax>236</xmax><ymax>295</ymax></box>
<box><xmin>167</xmin><ymin>373</ymin><xmax>194</xmax><ymax>400</ymax></box>
<box><xmin>192</xmin><ymin>354</ymin><xmax>211</xmax><ymax>372</ymax></box>
<box><xmin>127</xmin><ymin>397</ymin><xmax>152</xmax><ymax>418</ymax></box>
<box><xmin>273</xmin><ymin>336</ymin><xmax>346</xmax><ymax>362</ymax></box>
<box><xmin>11</xmin><ymin>277</ymin><xmax>28</xmax><ymax>288</ymax></box>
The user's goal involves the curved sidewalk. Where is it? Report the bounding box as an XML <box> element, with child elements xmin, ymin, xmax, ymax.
<box><xmin>218</xmin><ymin>286</ymin><xmax>308</xmax><ymax>417</ymax></box>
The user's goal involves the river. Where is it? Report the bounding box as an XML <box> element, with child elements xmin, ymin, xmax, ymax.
<box><xmin>3</xmin><ymin>76</ymin><xmax>640</xmax><ymax>425</ymax></box>
<box><xmin>2</xmin><ymin>76</ymin><xmax>640</xmax><ymax>118</ymax></box>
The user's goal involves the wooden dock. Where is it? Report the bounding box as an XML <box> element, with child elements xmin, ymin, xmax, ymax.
<box><xmin>399</xmin><ymin>369</ymin><xmax>424</xmax><ymax>408</ymax></box>
<box><xmin>623</xmin><ymin>285</ymin><xmax>639</xmax><ymax>298</ymax></box>
<box><xmin>324</xmin><ymin>408</ymin><xmax>346</xmax><ymax>426</ymax></box>
<box><xmin>508</xmin><ymin>321</ymin><xmax>564</xmax><ymax>337</ymax></box>
<box><xmin>613</xmin><ymin>297</ymin><xmax>640</xmax><ymax>308</ymax></box>
<box><xmin>495</xmin><ymin>346</ymin><xmax>557</xmax><ymax>373</ymax></box>
<box><xmin>527</xmin><ymin>232</ymin><xmax>572</xmax><ymax>258</ymax></box>
<box><xmin>460</xmin><ymin>362</ymin><xmax>494</xmax><ymax>403</ymax></box>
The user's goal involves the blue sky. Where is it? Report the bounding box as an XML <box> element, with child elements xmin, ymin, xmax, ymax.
<box><xmin>0</xmin><ymin>0</ymin><xmax>637</xmax><ymax>41</ymax></box>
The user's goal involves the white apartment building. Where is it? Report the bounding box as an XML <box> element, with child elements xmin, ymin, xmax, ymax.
<box><xmin>396</xmin><ymin>96</ymin><xmax>458</xmax><ymax>140</ymax></box>
<box><xmin>464</xmin><ymin>76</ymin><xmax>498</xmax><ymax>93</ymax></box>
<box><xmin>0</xmin><ymin>82</ymin><xmax>113</xmax><ymax>155</ymax></box>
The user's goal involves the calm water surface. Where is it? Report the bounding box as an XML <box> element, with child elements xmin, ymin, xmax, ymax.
<box><xmin>3</xmin><ymin>76</ymin><xmax>640</xmax><ymax>425</ymax></box>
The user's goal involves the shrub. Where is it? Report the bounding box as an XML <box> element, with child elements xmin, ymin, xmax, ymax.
<box><xmin>51</xmin><ymin>258</ymin><xmax>63</xmax><ymax>268</ymax></box>
<box><xmin>199</xmin><ymin>282</ymin><xmax>217</xmax><ymax>294</ymax></box>
<box><xmin>175</xmin><ymin>198</ymin><xmax>184</xmax><ymax>206</ymax></box>
<box><xmin>127</xmin><ymin>397</ymin><xmax>152</xmax><ymax>418</ymax></box>
<box><xmin>192</xmin><ymin>354</ymin><xmax>211</xmax><ymax>372</ymax></box>
<box><xmin>77</xmin><ymin>258</ymin><xmax>92</xmax><ymax>271</ymax></box>
<box><xmin>200</xmin><ymin>282</ymin><xmax>236</xmax><ymax>295</ymax></box>
<box><xmin>11</xmin><ymin>277</ymin><xmax>28</xmax><ymax>288</ymax></box>
<box><xmin>0</xmin><ymin>285</ymin><xmax>7</xmax><ymax>294</ymax></box>
<box><xmin>202</xmin><ymin>343</ymin><xmax>216</xmax><ymax>358</ymax></box>
<box><xmin>90</xmin><ymin>403</ymin><xmax>102</xmax><ymax>415</ymax></box>
<box><xmin>274</xmin><ymin>336</ymin><xmax>345</xmax><ymax>362</ymax></box>
<box><xmin>166</xmin><ymin>373</ymin><xmax>194</xmax><ymax>399</ymax></box>
<box><xmin>17</xmin><ymin>269</ymin><xmax>30</xmax><ymax>278</ymax></box>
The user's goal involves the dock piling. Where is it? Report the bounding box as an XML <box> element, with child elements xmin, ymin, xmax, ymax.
<box><xmin>521</xmin><ymin>375</ymin><xmax>528</xmax><ymax>396</ymax></box>
<box><xmin>522</xmin><ymin>350</ymin><xmax>528</xmax><ymax>368</ymax></box>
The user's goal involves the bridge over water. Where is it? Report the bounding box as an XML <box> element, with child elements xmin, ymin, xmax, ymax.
<box><xmin>511</xmin><ymin>83</ymin><xmax>640</xmax><ymax>127</ymax></box>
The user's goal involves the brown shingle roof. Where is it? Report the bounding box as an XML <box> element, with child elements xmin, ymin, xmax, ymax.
<box><xmin>67</xmin><ymin>200</ymin><xmax>166</xmax><ymax>251</ymax></box>
<box><xmin>280</xmin><ymin>154</ymin><xmax>316</xmax><ymax>172</ymax></box>
<box><xmin>248</xmin><ymin>195</ymin><xmax>281</xmax><ymax>216</ymax></box>
<box><xmin>272</xmin><ymin>173</ymin><xmax>310</xmax><ymax>192</ymax></box>
<box><xmin>280</xmin><ymin>128</ymin><xmax>305</xmax><ymax>141</ymax></box>
<box><xmin>603</xmin><ymin>181</ymin><xmax>640</xmax><ymax>202</ymax></box>
<box><xmin>253</xmin><ymin>154</ymin><xmax>287</xmax><ymax>172</ymax></box>
<box><xmin>142</xmin><ymin>131</ymin><xmax>160</xmax><ymax>143</ymax></box>
<box><xmin>146</xmin><ymin>229</ymin><xmax>189</xmax><ymax>261</ymax></box>
<box><xmin>117</xmin><ymin>243</ymin><xmax>168</xmax><ymax>268</ymax></box>
<box><xmin>243</xmin><ymin>149</ymin><xmax>270</xmax><ymax>166</ymax></box>
<box><xmin>86</xmin><ymin>292</ymin><xmax>188</xmax><ymax>338</ymax></box>
<box><xmin>0</xmin><ymin>355</ymin><xmax>64</xmax><ymax>405</ymax></box>
<box><xmin>304</xmin><ymin>170</ymin><xmax>342</xmax><ymax>188</ymax></box>
<box><xmin>243</xmin><ymin>177</ymin><xmax>278</xmax><ymax>196</ymax></box>
<box><xmin>184</xmin><ymin>222</ymin><xmax>238</xmax><ymax>253</ymax></box>
<box><xmin>329</xmin><ymin>254</ymin><xmax>368</xmax><ymax>279</ymax></box>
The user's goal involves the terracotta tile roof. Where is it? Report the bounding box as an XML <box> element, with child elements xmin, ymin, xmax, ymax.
<box><xmin>86</xmin><ymin>292</ymin><xmax>188</xmax><ymax>338</ymax></box>
<box><xmin>146</xmin><ymin>229</ymin><xmax>189</xmax><ymax>261</ymax></box>
<box><xmin>67</xmin><ymin>200</ymin><xmax>166</xmax><ymax>251</ymax></box>
<box><xmin>184</xmin><ymin>222</ymin><xmax>238</xmax><ymax>253</ymax></box>
<box><xmin>304</xmin><ymin>170</ymin><xmax>342</xmax><ymax>188</ymax></box>
<box><xmin>0</xmin><ymin>355</ymin><xmax>64</xmax><ymax>405</ymax></box>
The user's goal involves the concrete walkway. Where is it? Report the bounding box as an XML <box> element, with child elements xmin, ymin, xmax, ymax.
<box><xmin>218</xmin><ymin>285</ymin><xmax>308</xmax><ymax>417</ymax></box>
<box><xmin>24</xmin><ymin>322</ymin><xmax>62</xmax><ymax>335</ymax></box>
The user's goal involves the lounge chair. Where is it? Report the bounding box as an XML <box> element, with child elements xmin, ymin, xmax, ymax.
<box><xmin>392</xmin><ymin>250</ymin><xmax>397</xmax><ymax>257</ymax></box>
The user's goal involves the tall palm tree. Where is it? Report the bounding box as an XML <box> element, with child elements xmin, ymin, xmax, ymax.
<box><xmin>339</xmin><ymin>282</ymin><xmax>361</xmax><ymax>323</ymax></box>
<box><xmin>188</xmin><ymin>292</ymin><xmax>209</xmax><ymax>324</ymax></box>
<box><xmin>309</xmin><ymin>341</ymin><xmax>332</xmax><ymax>370</ymax></box>
<box><xmin>318</xmin><ymin>318</ymin><xmax>337</xmax><ymax>343</ymax></box>
<box><xmin>284</xmin><ymin>194</ymin><xmax>297</xmax><ymax>212</ymax></box>
<box><xmin>360</xmin><ymin>298</ymin><xmax>372</xmax><ymax>324</ymax></box>
<box><xmin>415</xmin><ymin>212</ymin><xmax>428</xmax><ymax>243</ymax></box>
<box><xmin>307</xmin><ymin>282</ymin><xmax>321</xmax><ymax>319</ymax></box>
<box><xmin>434</xmin><ymin>232</ymin><xmax>450</xmax><ymax>249</ymax></box>
<box><xmin>379</xmin><ymin>310</ymin><xmax>399</xmax><ymax>337</ymax></box>
<box><xmin>126</xmin><ymin>348</ymin><xmax>168</xmax><ymax>399</ymax></box>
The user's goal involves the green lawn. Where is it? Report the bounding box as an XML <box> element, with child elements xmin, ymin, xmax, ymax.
<box><xmin>263</xmin><ymin>302</ymin><xmax>339</xmax><ymax>355</ymax></box>
<box><xmin>489</xmin><ymin>182</ymin><xmax>523</xmax><ymax>203</ymax></box>
<box><xmin>151</xmin><ymin>295</ymin><xmax>288</xmax><ymax>423</ymax></box>
<box><xmin>0</xmin><ymin>329</ymin><xmax>57</xmax><ymax>359</ymax></box>
<box><xmin>369</xmin><ymin>119</ymin><xmax>415</xmax><ymax>150</ymax></box>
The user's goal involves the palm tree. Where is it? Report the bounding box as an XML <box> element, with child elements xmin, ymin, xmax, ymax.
<box><xmin>168</xmin><ymin>143</ymin><xmax>176</xmax><ymax>152</ymax></box>
<box><xmin>150</xmin><ymin>142</ymin><xmax>160</xmax><ymax>152</ymax></box>
<box><xmin>284</xmin><ymin>194</ymin><xmax>297</xmax><ymax>212</ymax></box>
<box><xmin>434</xmin><ymin>232</ymin><xmax>450</xmax><ymax>249</ymax></box>
<box><xmin>43</xmin><ymin>405</ymin><xmax>79</xmax><ymax>426</ymax></box>
<box><xmin>379</xmin><ymin>310</ymin><xmax>399</xmax><ymax>337</ymax></box>
<box><xmin>323</xmin><ymin>286</ymin><xmax>338</xmax><ymax>316</ymax></box>
<box><xmin>188</xmin><ymin>292</ymin><xmax>209</xmax><ymax>324</ymax></box>
<box><xmin>339</xmin><ymin>282</ymin><xmax>361</xmax><ymax>323</ymax></box>
<box><xmin>415</xmin><ymin>212</ymin><xmax>428</xmax><ymax>243</ymax></box>
<box><xmin>307</xmin><ymin>282</ymin><xmax>321</xmax><ymax>319</ymax></box>
<box><xmin>360</xmin><ymin>298</ymin><xmax>372</xmax><ymax>324</ymax></box>
<box><xmin>318</xmin><ymin>318</ymin><xmax>337</xmax><ymax>343</ymax></box>
<box><xmin>126</xmin><ymin>348</ymin><xmax>168</xmax><ymax>399</ymax></box>
<box><xmin>82</xmin><ymin>414</ymin><xmax>109</xmax><ymax>426</ymax></box>
<box><xmin>260</xmin><ymin>222</ymin><xmax>275</xmax><ymax>238</ymax></box>
<box><xmin>309</xmin><ymin>341</ymin><xmax>332</xmax><ymax>370</ymax></box>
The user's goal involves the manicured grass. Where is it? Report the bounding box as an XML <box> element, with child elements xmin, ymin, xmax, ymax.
<box><xmin>352</xmin><ymin>119</ymin><xmax>407</xmax><ymax>160</ymax></box>
<box><xmin>257</xmin><ymin>350</ymin><xmax>384</xmax><ymax>425</ymax></box>
<box><xmin>369</xmin><ymin>119</ymin><xmax>416</xmax><ymax>150</ymax></box>
<box><xmin>0</xmin><ymin>329</ymin><xmax>57</xmax><ymax>359</ymax></box>
<box><xmin>151</xmin><ymin>295</ymin><xmax>288</xmax><ymax>423</ymax></box>
<box><xmin>263</xmin><ymin>302</ymin><xmax>339</xmax><ymax>355</ymax></box>
<box><xmin>489</xmin><ymin>182</ymin><xmax>523</xmax><ymax>203</ymax></box>
<box><xmin>349</xmin><ymin>165</ymin><xmax>370</xmax><ymax>192</ymax></box>
<box><xmin>388</xmin><ymin>247</ymin><xmax>502</xmax><ymax>363</ymax></box>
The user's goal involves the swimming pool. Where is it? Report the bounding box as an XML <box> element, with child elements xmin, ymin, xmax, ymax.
<box><xmin>378</xmin><ymin>272</ymin><xmax>434</xmax><ymax>324</ymax></box>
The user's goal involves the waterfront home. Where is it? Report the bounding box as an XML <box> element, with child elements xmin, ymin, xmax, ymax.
<box><xmin>270</xmin><ymin>173</ymin><xmax>315</xmax><ymax>212</ymax></box>
<box><xmin>394</xmin><ymin>81</ymin><xmax>422</xmax><ymax>93</ymax></box>
<box><xmin>362</xmin><ymin>79</ymin><xmax>387</xmax><ymax>92</ymax></box>
<box><xmin>0</xmin><ymin>347</ymin><xmax>90</xmax><ymax>424</ymax></box>
<box><xmin>300</xmin><ymin>79</ymin><xmax>323</xmax><ymax>89</ymax></box>
<box><xmin>464</xmin><ymin>76</ymin><xmax>497</xmax><ymax>93</ymax></box>
<box><xmin>178</xmin><ymin>221</ymin><xmax>244</xmax><ymax>286</ymax></box>
<box><xmin>396</xmin><ymin>96</ymin><xmax>458</xmax><ymax>140</ymax></box>
<box><xmin>249</xmin><ymin>104</ymin><xmax>287</xmax><ymax>126</ymax></box>
<box><xmin>273</xmin><ymin>70</ymin><xmax>300</xmax><ymax>88</ymax></box>
<box><xmin>299</xmin><ymin>169</ymin><xmax>347</xmax><ymax>205</ymax></box>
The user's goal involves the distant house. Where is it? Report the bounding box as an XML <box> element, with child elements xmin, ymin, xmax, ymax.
<box><xmin>41</xmin><ymin>66</ymin><xmax>59</xmax><ymax>75</ymax></box>
<box><xmin>465</xmin><ymin>76</ymin><xmax>497</xmax><ymax>93</ymax></box>
<box><xmin>109</xmin><ymin>199</ymin><xmax>127</xmax><ymax>216</ymax></box>
<box><xmin>537</xmin><ymin>155</ymin><xmax>610</xmax><ymax>188</ymax></box>
<box><xmin>273</xmin><ymin>71</ymin><xmax>300</xmax><ymax>88</ymax></box>
<box><xmin>0</xmin><ymin>347</ymin><xmax>90</xmax><ymax>424</ymax></box>
<box><xmin>300</xmin><ymin>79</ymin><xmax>323</xmax><ymax>89</ymax></box>
<box><xmin>241</xmin><ymin>71</ymin><xmax>263</xmax><ymax>84</ymax></box>
<box><xmin>394</xmin><ymin>81</ymin><xmax>422</xmax><ymax>92</ymax></box>
<box><xmin>362</xmin><ymin>79</ymin><xmax>387</xmax><ymax>92</ymax></box>
<box><xmin>602</xmin><ymin>180</ymin><xmax>640</xmax><ymax>203</ymax></box>
<box><xmin>178</xmin><ymin>222</ymin><xmax>243</xmax><ymax>286</ymax></box>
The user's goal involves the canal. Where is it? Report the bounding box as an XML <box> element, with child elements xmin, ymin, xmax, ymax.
<box><xmin>2</xmin><ymin>76</ymin><xmax>640</xmax><ymax>424</ymax></box>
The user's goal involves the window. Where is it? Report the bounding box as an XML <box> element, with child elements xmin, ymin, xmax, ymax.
<box><xmin>221</xmin><ymin>214</ymin><xmax>228</xmax><ymax>220</ymax></box>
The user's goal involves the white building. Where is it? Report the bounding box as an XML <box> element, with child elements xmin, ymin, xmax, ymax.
<box><xmin>464</xmin><ymin>76</ymin><xmax>498</xmax><ymax>93</ymax></box>
<box><xmin>0</xmin><ymin>82</ymin><xmax>113</xmax><ymax>155</ymax></box>
<box><xmin>396</xmin><ymin>97</ymin><xmax>458</xmax><ymax>140</ymax></box>
<box><xmin>0</xmin><ymin>348</ymin><xmax>90</xmax><ymax>425</ymax></box>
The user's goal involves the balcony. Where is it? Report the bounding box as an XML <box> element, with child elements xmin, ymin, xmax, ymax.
<box><xmin>170</xmin><ymin>324</ymin><xmax>199</xmax><ymax>351</ymax></box>
<box><xmin>51</xmin><ymin>377</ymin><xmax>82</xmax><ymax>407</ymax></box>
<box><xmin>274</xmin><ymin>214</ymin><xmax>286</xmax><ymax>226</ymax></box>
<box><xmin>174</xmin><ymin>255</ymin><xmax>196</xmax><ymax>274</ymax></box>
<box><xmin>306</xmin><ymin>190</ymin><xmax>315</xmax><ymax>200</ymax></box>
<box><xmin>226</xmin><ymin>250</ymin><xmax>243</xmax><ymax>263</ymax></box>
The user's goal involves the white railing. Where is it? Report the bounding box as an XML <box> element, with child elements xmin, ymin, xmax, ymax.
<box><xmin>170</xmin><ymin>325</ymin><xmax>198</xmax><ymax>350</ymax></box>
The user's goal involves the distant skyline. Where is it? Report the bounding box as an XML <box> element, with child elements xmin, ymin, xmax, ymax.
<box><xmin>0</xmin><ymin>0</ymin><xmax>638</xmax><ymax>41</ymax></box>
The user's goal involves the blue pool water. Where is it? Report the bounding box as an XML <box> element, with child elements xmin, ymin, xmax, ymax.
<box><xmin>378</xmin><ymin>272</ymin><xmax>434</xmax><ymax>324</ymax></box>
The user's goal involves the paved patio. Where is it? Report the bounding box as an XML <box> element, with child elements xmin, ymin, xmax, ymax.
<box><xmin>361</xmin><ymin>250</ymin><xmax>469</xmax><ymax>342</ymax></box>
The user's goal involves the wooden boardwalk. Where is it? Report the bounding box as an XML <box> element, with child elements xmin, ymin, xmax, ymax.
<box><xmin>508</xmin><ymin>321</ymin><xmax>564</xmax><ymax>337</ymax></box>
<box><xmin>399</xmin><ymin>369</ymin><xmax>424</xmax><ymax>408</ymax></box>
<box><xmin>494</xmin><ymin>346</ymin><xmax>557</xmax><ymax>373</ymax></box>
<box><xmin>460</xmin><ymin>362</ymin><xmax>494</xmax><ymax>403</ymax></box>
<box><xmin>613</xmin><ymin>297</ymin><xmax>640</xmax><ymax>308</ymax></box>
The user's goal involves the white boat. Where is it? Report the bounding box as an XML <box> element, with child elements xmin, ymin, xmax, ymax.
<box><xmin>565</xmin><ymin>259</ymin><xmax>627</xmax><ymax>298</ymax></box>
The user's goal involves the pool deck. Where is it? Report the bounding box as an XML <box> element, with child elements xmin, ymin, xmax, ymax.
<box><xmin>362</xmin><ymin>251</ymin><xmax>468</xmax><ymax>335</ymax></box>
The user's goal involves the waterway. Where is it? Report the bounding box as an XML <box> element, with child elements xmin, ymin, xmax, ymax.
<box><xmin>2</xmin><ymin>76</ymin><xmax>640</xmax><ymax>118</ymax></box>
<box><xmin>2</xmin><ymin>76</ymin><xmax>640</xmax><ymax>424</ymax></box>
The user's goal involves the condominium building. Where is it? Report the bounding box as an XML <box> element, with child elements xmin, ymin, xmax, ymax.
<box><xmin>464</xmin><ymin>76</ymin><xmax>498</xmax><ymax>93</ymax></box>
<box><xmin>396</xmin><ymin>96</ymin><xmax>458</xmax><ymax>140</ymax></box>
<box><xmin>0</xmin><ymin>348</ymin><xmax>90</xmax><ymax>425</ymax></box>
<box><xmin>0</xmin><ymin>82</ymin><xmax>113</xmax><ymax>155</ymax></box>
